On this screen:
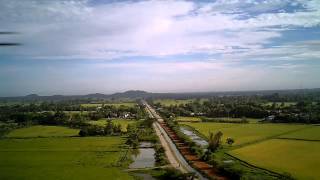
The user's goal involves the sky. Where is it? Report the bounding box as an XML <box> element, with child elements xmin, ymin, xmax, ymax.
<box><xmin>0</xmin><ymin>0</ymin><xmax>320</xmax><ymax>96</ymax></box>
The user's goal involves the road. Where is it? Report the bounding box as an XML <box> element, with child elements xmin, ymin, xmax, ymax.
<box><xmin>143</xmin><ymin>101</ymin><xmax>207</xmax><ymax>180</ymax></box>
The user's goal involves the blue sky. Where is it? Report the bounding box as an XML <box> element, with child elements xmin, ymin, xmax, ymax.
<box><xmin>0</xmin><ymin>0</ymin><xmax>320</xmax><ymax>96</ymax></box>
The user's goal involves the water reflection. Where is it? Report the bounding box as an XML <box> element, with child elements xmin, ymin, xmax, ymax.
<box><xmin>129</xmin><ymin>142</ymin><xmax>156</xmax><ymax>169</ymax></box>
<box><xmin>180</xmin><ymin>127</ymin><xmax>208</xmax><ymax>147</ymax></box>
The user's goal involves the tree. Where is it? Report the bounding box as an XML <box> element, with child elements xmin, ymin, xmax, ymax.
<box><xmin>126</xmin><ymin>124</ymin><xmax>135</xmax><ymax>134</ymax></box>
<box><xmin>113</xmin><ymin>124</ymin><xmax>122</xmax><ymax>134</ymax></box>
<box><xmin>208</xmin><ymin>131</ymin><xmax>223</xmax><ymax>152</ymax></box>
<box><xmin>241</xmin><ymin>116</ymin><xmax>248</xmax><ymax>123</ymax></box>
<box><xmin>79</xmin><ymin>127</ymin><xmax>88</xmax><ymax>137</ymax></box>
<box><xmin>226</xmin><ymin>137</ymin><xmax>235</xmax><ymax>146</ymax></box>
<box><xmin>126</xmin><ymin>130</ymin><xmax>139</xmax><ymax>148</ymax></box>
<box><xmin>104</xmin><ymin>119</ymin><xmax>113</xmax><ymax>135</ymax></box>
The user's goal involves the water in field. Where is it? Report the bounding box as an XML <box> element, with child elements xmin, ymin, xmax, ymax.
<box><xmin>180</xmin><ymin>127</ymin><xmax>208</xmax><ymax>147</ymax></box>
<box><xmin>129</xmin><ymin>142</ymin><xmax>155</xmax><ymax>169</ymax></box>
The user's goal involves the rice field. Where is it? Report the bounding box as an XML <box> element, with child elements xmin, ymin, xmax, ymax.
<box><xmin>6</xmin><ymin>125</ymin><xmax>79</xmax><ymax>138</ymax></box>
<box><xmin>182</xmin><ymin>122</ymin><xmax>320</xmax><ymax>179</ymax></box>
<box><xmin>176</xmin><ymin>116</ymin><xmax>201</xmax><ymax>122</ymax></box>
<box><xmin>81</xmin><ymin>102</ymin><xmax>136</xmax><ymax>108</ymax></box>
<box><xmin>230</xmin><ymin>139</ymin><xmax>320</xmax><ymax>180</ymax></box>
<box><xmin>278</xmin><ymin>126</ymin><xmax>320</xmax><ymax>140</ymax></box>
<box><xmin>180</xmin><ymin>122</ymin><xmax>308</xmax><ymax>145</ymax></box>
<box><xmin>0</xmin><ymin>126</ymin><xmax>133</xmax><ymax>180</ymax></box>
<box><xmin>153</xmin><ymin>99</ymin><xmax>195</xmax><ymax>106</ymax></box>
<box><xmin>202</xmin><ymin>117</ymin><xmax>261</xmax><ymax>123</ymax></box>
<box><xmin>263</xmin><ymin>102</ymin><xmax>297</xmax><ymax>107</ymax></box>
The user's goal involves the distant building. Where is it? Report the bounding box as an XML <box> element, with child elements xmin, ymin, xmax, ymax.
<box><xmin>265</xmin><ymin>115</ymin><xmax>275</xmax><ymax>121</ymax></box>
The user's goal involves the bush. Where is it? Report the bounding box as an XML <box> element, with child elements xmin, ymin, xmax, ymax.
<box><xmin>155</xmin><ymin>144</ymin><xmax>167</xmax><ymax>166</ymax></box>
<box><xmin>158</xmin><ymin>168</ymin><xmax>196</xmax><ymax>180</ymax></box>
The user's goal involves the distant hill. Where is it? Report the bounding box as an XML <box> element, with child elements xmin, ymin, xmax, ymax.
<box><xmin>110</xmin><ymin>90</ymin><xmax>149</xmax><ymax>99</ymax></box>
<box><xmin>0</xmin><ymin>88</ymin><xmax>320</xmax><ymax>102</ymax></box>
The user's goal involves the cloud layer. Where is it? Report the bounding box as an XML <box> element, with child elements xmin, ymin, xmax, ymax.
<box><xmin>0</xmin><ymin>0</ymin><xmax>320</xmax><ymax>95</ymax></box>
<box><xmin>1</xmin><ymin>0</ymin><xmax>319</xmax><ymax>60</ymax></box>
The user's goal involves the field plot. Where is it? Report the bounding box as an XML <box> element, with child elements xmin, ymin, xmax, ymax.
<box><xmin>263</xmin><ymin>102</ymin><xmax>296</xmax><ymax>107</ymax></box>
<box><xmin>181</xmin><ymin>122</ymin><xmax>307</xmax><ymax>145</ymax></box>
<box><xmin>88</xmin><ymin>119</ymin><xmax>135</xmax><ymax>132</ymax></box>
<box><xmin>0</xmin><ymin>136</ymin><xmax>133</xmax><ymax>180</ymax></box>
<box><xmin>176</xmin><ymin>116</ymin><xmax>201</xmax><ymax>122</ymax></box>
<box><xmin>6</xmin><ymin>125</ymin><xmax>79</xmax><ymax>138</ymax></box>
<box><xmin>230</xmin><ymin>139</ymin><xmax>320</xmax><ymax>179</ymax></box>
<box><xmin>81</xmin><ymin>102</ymin><xmax>136</xmax><ymax>108</ymax></box>
<box><xmin>279</xmin><ymin>126</ymin><xmax>320</xmax><ymax>140</ymax></box>
<box><xmin>154</xmin><ymin>99</ymin><xmax>194</xmax><ymax>106</ymax></box>
<box><xmin>202</xmin><ymin>117</ymin><xmax>260</xmax><ymax>123</ymax></box>
<box><xmin>81</xmin><ymin>103</ymin><xmax>103</xmax><ymax>107</ymax></box>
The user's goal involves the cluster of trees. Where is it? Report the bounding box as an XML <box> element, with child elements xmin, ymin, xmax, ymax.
<box><xmin>271</xmin><ymin>101</ymin><xmax>320</xmax><ymax>123</ymax></box>
<box><xmin>88</xmin><ymin>105</ymin><xmax>145</xmax><ymax>120</ymax></box>
<box><xmin>0</xmin><ymin>102</ymin><xmax>145</xmax><ymax>130</ymax></box>
<box><xmin>79</xmin><ymin>120</ymin><xmax>122</xmax><ymax>136</ymax></box>
<box><xmin>125</xmin><ymin>117</ymin><xmax>157</xmax><ymax>148</ymax></box>
<box><xmin>0</xmin><ymin>110</ymin><xmax>87</xmax><ymax>127</ymax></box>
<box><xmin>153</xmin><ymin>95</ymin><xmax>320</xmax><ymax>124</ymax></box>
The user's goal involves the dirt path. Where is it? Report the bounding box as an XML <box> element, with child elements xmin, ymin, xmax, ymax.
<box><xmin>144</xmin><ymin>101</ymin><xmax>207</xmax><ymax>179</ymax></box>
<box><xmin>143</xmin><ymin>101</ymin><xmax>229</xmax><ymax>180</ymax></box>
<box><xmin>153</xmin><ymin>122</ymin><xmax>187</xmax><ymax>172</ymax></box>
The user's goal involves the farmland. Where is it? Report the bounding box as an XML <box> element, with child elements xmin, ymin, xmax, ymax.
<box><xmin>201</xmin><ymin>117</ymin><xmax>261</xmax><ymax>123</ymax></box>
<box><xmin>175</xmin><ymin>116</ymin><xmax>201</xmax><ymax>122</ymax></box>
<box><xmin>263</xmin><ymin>102</ymin><xmax>297</xmax><ymax>107</ymax></box>
<box><xmin>181</xmin><ymin>121</ymin><xmax>320</xmax><ymax>179</ymax></box>
<box><xmin>153</xmin><ymin>99</ymin><xmax>195</xmax><ymax>106</ymax></box>
<box><xmin>180</xmin><ymin>122</ymin><xmax>308</xmax><ymax>146</ymax></box>
<box><xmin>6</xmin><ymin>125</ymin><xmax>79</xmax><ymax>138</ymax></box>
<box><xmin>230</xmin><ymin>139</ymin><xmax>320</xmax><ymax>179</ymax></box>
<box><xmin>0</xmin><ymin>126</ymin><xmax>133</xmax><ymax>180</ymax></box>
<box><xmin>279</xmin><ymin>126</ymin><xmax>320</xmax><ymax>140</ymax></box>
<box><xmin>81</xmin><ymin>102</ymin><xmax>136</xmax><ymax>108</ymax></box>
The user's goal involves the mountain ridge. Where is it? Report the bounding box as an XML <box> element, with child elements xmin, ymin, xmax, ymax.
<box><xmin>1</xmin><ymin>88</ymin><xmax>320</xmax><ymax>101</ymax></box>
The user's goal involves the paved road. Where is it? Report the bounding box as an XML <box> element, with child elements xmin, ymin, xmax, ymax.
<box><xmin>143</xmin><ymin>101</ymin><xmax>207</xmax><ymax>180</ymax></box>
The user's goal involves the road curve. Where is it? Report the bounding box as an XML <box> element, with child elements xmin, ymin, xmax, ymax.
<box><xmin>143</xmin><ymin>101</ymin><xmax>207</xmax><ymax>180</ymax></box>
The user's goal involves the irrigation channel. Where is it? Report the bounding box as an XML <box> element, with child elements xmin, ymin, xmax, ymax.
<box><xmin>129</xmin><ymin>142</ymin><xmax>156</xmax><ymax>169</ymax></box>
<box><xmin>143</xmin><ymin>101</ymin><xmax>228</xmax><ymax>180</ymax></box>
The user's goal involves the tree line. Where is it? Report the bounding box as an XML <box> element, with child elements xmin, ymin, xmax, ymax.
<box><xmin>152</xmin><ymin>94</ymin><xmax>320</xmax><ymax>124</ymax></box>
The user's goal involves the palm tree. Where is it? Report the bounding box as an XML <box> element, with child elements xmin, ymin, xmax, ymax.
<box><xmin>208</xmin><ymin>131</ymin><xmax>223</xmax><ymax>152</ymax></box>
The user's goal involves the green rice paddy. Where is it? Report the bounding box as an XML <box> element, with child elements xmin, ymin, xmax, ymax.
<box><xmin>0</xmin><ymin>126</ymin><xmax>133</xmax><ymax>180</ymax></box>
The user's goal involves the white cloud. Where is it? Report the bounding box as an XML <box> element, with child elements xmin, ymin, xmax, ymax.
<box><xmin>0</xmin><ymin>0</ymin><xmax>319</xmax><ymax>60</ymax></box>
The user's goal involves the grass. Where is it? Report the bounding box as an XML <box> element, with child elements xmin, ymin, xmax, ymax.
<box><xmin>88</xmin><ymin>119</ymin><xmax>136</xmax><ymax>132</ymax></box>
<box><xmin>180</xmin><ymin>122</ymin><xmax>308</xmax><ymax>146</ymax></box>
<box><xmin>81</xmin><ymin>102</ymin><xmax>136</xmax><ymax>108</ymax></box>
<box><xmin>6</xmin><ymin>125</ymin><xmax>79</xmax><ymax>138</ymax></box>
<box><xmin>278</xmin><ymin>126</ymin><xmax>320</xmax><ymax>140</ymax></box>
<box><xmin>0</xmin><ymin>136</ymin><xmax>133</xmax><ymax>180</ymax></box>
<box><xmin>230</xmin><ymin>139</ymin><xmax>320</xmax><ymax>179</ymax></box>
<box><xmin>175</xmin><ymin>116</ymin><xmax>201</xmax><ymax>122</ymax></box>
